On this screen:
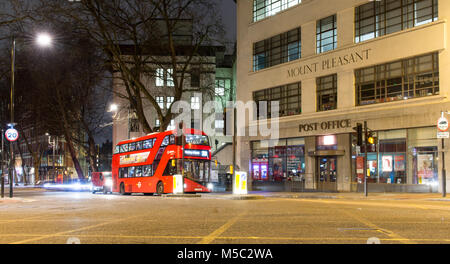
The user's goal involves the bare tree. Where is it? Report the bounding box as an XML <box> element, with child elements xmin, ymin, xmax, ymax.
<box><xmin>39</xmin><ymin>0</ymin><xmax>226</xmax><ymax>133</ymax></box>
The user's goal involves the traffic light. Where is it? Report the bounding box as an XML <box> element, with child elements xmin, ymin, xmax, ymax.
<box><xmin>367</xmin><ymin>132</ymin><xmax>377</xmax><ymax>145</ymax></box>
<box><xmin>353</xmin><ymin>123</ymin><xmax>363</xmax><ymax>146</ymax></box>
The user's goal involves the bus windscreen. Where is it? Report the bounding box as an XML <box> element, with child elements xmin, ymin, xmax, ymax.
<box><xmin>185</xmin><ymin>134</ymin><xmax>209</xmax><ymax>146</ymax></box>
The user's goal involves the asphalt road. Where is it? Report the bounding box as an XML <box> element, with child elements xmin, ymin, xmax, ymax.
<box><xmin>0</xmin><ymin>189</ymin><xmax>449</xmax><ymax>244</ymax></box>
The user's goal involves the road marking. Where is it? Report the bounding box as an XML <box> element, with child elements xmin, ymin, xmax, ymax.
<box><xmin>9</xmin><ymin>214</ymin><xmax>145</xmax><ymax>244</ymax></box>
<box><xmin>278</xmin><ymin>198</ymin><xmax>450</xmax><ymax>212</ymax></box>
<box><xmin>197</xmin><ymin>212</ymin><xmax>246</xmax><ymax>244</ymax></box>
<box><xmin>286</xmin><ymin>198</ymin><xmax>417</xmax><ymax>244</ymax></box>
<box><xmin>0</xmin><ymin>215</ymin><xmax>45</xmax><ymax>223</ymax></box>
<box><xmin>339</xmin><ymin>209</ymin><xmax>416</xmax><ymax>244</ymax></box>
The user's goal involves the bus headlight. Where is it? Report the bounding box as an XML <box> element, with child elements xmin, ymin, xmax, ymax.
<box><xmin>105</xmin><ymin>179</ymin><xmax>113</xmax><ymax>187</ymax></box>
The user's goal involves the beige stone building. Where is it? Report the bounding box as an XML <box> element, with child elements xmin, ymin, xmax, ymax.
<box><xmin>236</xmin><ymin>0</ymin><xmax>450</xmax><ymax>193</ymax></box>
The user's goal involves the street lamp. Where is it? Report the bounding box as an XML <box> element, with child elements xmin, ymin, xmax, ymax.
<box><xmin>36</xmin><ymin>33</ymin><xmax>53</xmax><ymax>47</ymax></box>
<box><xmin>6</xmin><ymin>33</ymin><xmax>53</xmax><ymax>197</ymax></box>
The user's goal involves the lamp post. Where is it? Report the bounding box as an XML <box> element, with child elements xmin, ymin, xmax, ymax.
<box><xmin>1</xmin><ymin>128</ymin><xmax>4</xmax><ymax>198</ymax></box>
<box><xmin>8</xmin><ymin>33</ymin><xmax>53</xmax><ymax>197</ymax></box>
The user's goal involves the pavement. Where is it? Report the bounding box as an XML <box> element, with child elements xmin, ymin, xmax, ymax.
<box><xmin>1</xmin><ymin>186</ymin><xmax>450</xmax><ymax>244</ymax></box>
<box><xmin>2</xmin><ymin>185</ymin><xmax>450</xmax><ymax>202</ymax></box>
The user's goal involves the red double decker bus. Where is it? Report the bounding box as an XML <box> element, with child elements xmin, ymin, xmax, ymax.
<box><xmin>112</xmin><ymin>128</ymin><xmax>212</xmax><ymax>195</ymax></box>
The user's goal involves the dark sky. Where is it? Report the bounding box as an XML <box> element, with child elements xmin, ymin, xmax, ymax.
<box><xmin>217</xmin><ymin>0</ymin><xmax>237</xmax><ymax>52</ymax></box>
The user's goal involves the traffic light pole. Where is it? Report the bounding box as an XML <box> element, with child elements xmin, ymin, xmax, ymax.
<box><xmin>364</xmin><ymin>121</ymin><xmax>368</xmax><ymax>197</ymax></box>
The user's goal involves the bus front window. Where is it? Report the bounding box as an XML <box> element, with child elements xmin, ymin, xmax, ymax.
<box><xmin>183</xmin><ymin>159</ymin><xmax>210</xmax><ymax>183</ymax></box>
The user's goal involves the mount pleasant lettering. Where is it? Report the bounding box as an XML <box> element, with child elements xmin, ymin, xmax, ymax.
<box><xmin>287</xmin><ymin>49</ymin><xmax>371</xmax><ymax>78</ymax></box>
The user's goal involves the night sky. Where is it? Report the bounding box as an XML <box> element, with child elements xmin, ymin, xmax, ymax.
<box><xmin>218</xmin><ymin>0</ymin><xmax>237</xmax><ymax>52</ymax></box>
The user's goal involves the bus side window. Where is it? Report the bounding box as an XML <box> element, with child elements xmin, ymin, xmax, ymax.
<box><xmin>143</xmin><ymin>165</ymin><xmax>152</xmax><ymax>177</ymax></box>
<box><xmin>114</xmin><ymin>145</ymin><xmax>120</xmax><ymax>154</ymax></box>
<box><xmin>135</xmin><ymin>166</ymin><xmax>142</xmax><ymax>177</ymax></box>
<box><xmin>129</xmin><ymin>142</ymin><xmax>136</xmax><ymax>152</ymax></box>
<box><xmin>163</xmin><ymin>159</ymin><xmax>177</xmax><ymax>176</ymax></box>
<box><xmin>129</xmin><ymin>166</ymin><xmax>135</xmax><ymax>178</ymax></box>
<box><xmin>162</xmin><ymin>136</ymin><xmax>169</xmax><ymax>147</ymax></box>
<box><xmin>120</xmin><ymin>167</ymin><xmax>128</xmax><ymax>178</ymax></box>
<box><xmin>143</xmin><ymin>139</ymin><xmax>152</xmax><ymax>149</ymax></box>
<box><xmin>120</xmin><ymin>144</ymin><xmax>129</xmax><ymax>153</ymax></box>
<box><xmin>136</xmin><ymin>141</ymin><xmax>142</xmax><ymax>151</ymax></box>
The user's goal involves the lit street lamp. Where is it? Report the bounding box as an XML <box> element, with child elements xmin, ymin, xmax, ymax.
<box><xmin>5</xmin><ymin>33</ymin><xmax>53</xmax><ymax>198</ymax></box>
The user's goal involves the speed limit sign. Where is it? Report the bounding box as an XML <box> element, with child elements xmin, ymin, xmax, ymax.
<box><xmin>5</xmin><ymin>128</ymin><xmax>19</xmax><ymax>142</ymax></box>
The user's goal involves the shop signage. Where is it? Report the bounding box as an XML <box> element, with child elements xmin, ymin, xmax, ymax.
<box><xmin>287</xmin><ymin>49</ymin><xmax>371</xmax><ymax>78</ymax></box>
<box><xmin>437</xmin><ymin>116</ymin><xmax>449</xmax><ymax>138</ymax></box>
<box><xmin>299</xmin><ymin>119</ymin><xmax>351</xmax><ymax>133</ymax></box>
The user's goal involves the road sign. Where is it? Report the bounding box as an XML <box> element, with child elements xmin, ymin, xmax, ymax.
<box><xmin>5</xmin><ymin>128</ymin><xmax>18</xmax><ymax>142</ymax></box>
<box><xmin>437</xmin><ymin>116</ymin><xmax>449</xmax><ymax>132</ymax></box>
<box><xmin>437</xmin><ymin>116</ymin><xmax>449</xmax><ymax>138</ymax></box>
<box><xmin>438</xmin><ymin>132</ymin><xmax>449</xmax><ymax>139</ymax></box>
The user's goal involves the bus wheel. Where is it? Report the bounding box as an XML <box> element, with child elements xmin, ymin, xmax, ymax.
<box><xmin>156</xmin><ymin>181</ymin><xmax>164</xmax><ymax>195</ymax></box>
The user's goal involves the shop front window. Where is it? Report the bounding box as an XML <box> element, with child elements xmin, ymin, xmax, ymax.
<box><xmin>251</xmin><ymin>141</ymin><xmax>269</xmax><ymax>181</ymax></box>
<box><xmin>379</xmin><ymin>140</ymin><xmax>406</xmax><ymax>184</ymax></box>
<box><xmin>251</xmin><ymin>138</ymin><xmax>305</xmax><ymax>182</ymax></box>
<box><xmin>269</xmin><ymin>144</ymin><xmax>286</xmax><ymax>182</ymax></box>
<box><xmin>352</xmin><ymin>127</ymin><xmax>438</xmax><ymax>185</ymax></box>
<box><xmin>408</xmin><ymin>127</ymin><xmax>438</xmax><ymax>185</ymax></box>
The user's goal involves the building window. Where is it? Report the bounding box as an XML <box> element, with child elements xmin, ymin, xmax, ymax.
<box><xmin>155</xmin><ymin>68</ymin><xmax>174</xmax><ymax>87</ymax></box>
<box><xmin>156</xmin><ymin>68</ymin><xmax>165</xmax><ymax>86</ymax></box>
<box><xmin>155</xmin><ymin>119</ymin><xmax>160</xmax><ymax>127</ymax></box>
<box><xmin>253</xmin><ymin>0</ymin><xmax>302</xmax><ymax>22</ymax></box>
<box><xmin>167</xmin><ymin>68</ymin><xmax>174</xmax><ymax>87</ymax></box>
<box><xmin>167</xmin><ymin>119</ymin><xmax>175</xmax><ymax>130</ymax></box>
<box><xmin>316</xmin><ymin>15</ymin><xmax>337</xmax><ymax>54</ymax></box>
<box><xmin>156</xmin><ymin>96</ymin><xmax>165</xmax><ymax>110</ymax></box>
<box><xmin>166</xmin><ymin>96</ymin><xmax>174</xmax><ymax>109</ymax></box>
<box><xmin>355</xmin><ymin>52</ymin><xmax>439</xmax><ymax>106</ymax></box>
<box><xmin>215</xmin><ymin>113</ymin><xmax>224</xmax><ymax>133</ymax></box>
<box><xmin>355</xmin><ymin>0</ymin><xmax>438</xmax><ymax>43</ymax></box>
<box><xmin>191</xmin><ymin>96</ymin><xmax>200</xmax><ymax>110</ymax></box>
<box><xmin>253</xmin><ymin>27</ymin><xmax>301</xmax><ymax>71</ymax></box>
<box><xmin>317</xmin><ymin>74</ymin><xmax>337</xmax><ymax>112</ymax></box>
<box><xmin>191</xmin><ymin>68</ymin><xmax>200</xmax><ymax>87</ymax></box>
<box><xmin>215</xmin><ymin>78</ymin><xmax>231</xmax><ymax>96</ymax></box>
<box><xmin>253</xmin><ymin>81</ymin><xmax>301</xmax><ymax>119</ymax></box>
